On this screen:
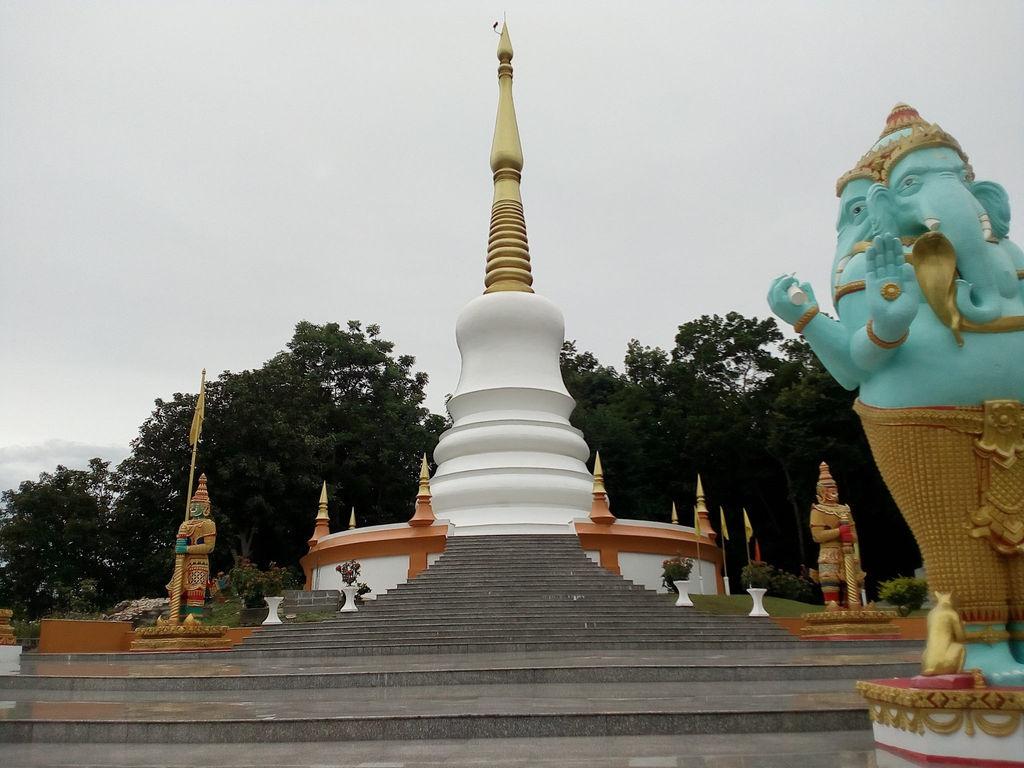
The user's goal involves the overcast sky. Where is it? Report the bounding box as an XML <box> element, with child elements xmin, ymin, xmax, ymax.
<box><xmin>2</xmin><ymin>1</ymin><xmax>1023</xmax><ymax>492</ymax></box>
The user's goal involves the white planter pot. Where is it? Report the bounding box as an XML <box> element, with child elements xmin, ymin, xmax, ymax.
<box><xmin>747</xmin><ymin>587</ymin><xmax>769</xmax><ymax>617</ymax></box>
<box><xmin>673</xmin><ymin>580</ymin><xmax>694</xmax><ymax>607</ymax></box>
<box><xmin>340</xmin><ymin>585</ymin><xmax>359</xmax><ymax>613</ymax></box>
<box><xmin>262</xmin><ymin>596</ymin><xmax>283</xmax><ymax>625</ymax></box>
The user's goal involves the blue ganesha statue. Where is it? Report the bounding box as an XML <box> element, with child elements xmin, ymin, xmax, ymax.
<box><xmin>768</xmin><ymin>104</ymin><xmax>1024</xmax><ymax>685</ymax></box>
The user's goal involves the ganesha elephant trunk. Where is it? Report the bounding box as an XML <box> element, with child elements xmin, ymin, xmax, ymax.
<box><xmin>923</xmin><ymin>192</ymin><xmax>1003</xmax><ymax>325</ymax></box>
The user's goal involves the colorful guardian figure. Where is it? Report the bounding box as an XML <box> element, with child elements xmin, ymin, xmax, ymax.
<box><xmin>172</xmin><ymin>473</ymin><xmax>217</xmax><ymax>620</ymax></box>
<box><xmin>768</xmin><ymin>104</ymin><xmax>1024</xmax><ymax>685</ymax></box>
<box><xmin>810</xmin><ymin>462</ymin><xmax>862</xmax><ymax>609</ymax></box>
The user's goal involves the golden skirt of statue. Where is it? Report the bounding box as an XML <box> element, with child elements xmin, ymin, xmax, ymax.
<box><xmin>855</xmin><ymin>399</ymin><xmax>1024</xmax><ymax>624</ymax></box>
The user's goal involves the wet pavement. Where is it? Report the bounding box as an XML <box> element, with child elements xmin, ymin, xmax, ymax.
<box><xmin>0</xmin><ymin>732</ymin><xmax>950</xmax><ymax>767</ymax></box>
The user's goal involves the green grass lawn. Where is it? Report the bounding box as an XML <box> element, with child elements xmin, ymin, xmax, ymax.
<box><xmin>685</xmin><ymin>593</ymin><xmax>825</xmax><ymax>617</ymax></box>
<box><xmin>203</xmin><ymin>596</ymin><xmax>336</xmax><ymax>627</ymax></box>
<box><xmin>682</xmin><ymin>593</ymin><xmax>928</xmax><ymax>617</ymax></box>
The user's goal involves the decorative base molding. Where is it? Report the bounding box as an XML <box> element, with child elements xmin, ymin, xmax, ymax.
<box><xmin>801</xmin><ymin>608</ymin><xmax>899</xmax><ymax>640</ymax></box>
<box><xmin>130</xmin><ymin>621</ymin><xmax>231</xmax><ymax>652</ymax></box>
<box><xmin>859</xmin><ymin>678</ymin><xmax>1024</xmax><ymax>765</ymax></box>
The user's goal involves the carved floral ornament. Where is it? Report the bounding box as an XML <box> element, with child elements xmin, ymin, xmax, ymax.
<box><xmin>858</xmin><ymin>681</ymin><xmax>1024</xmax><ymax>738</ymax></box>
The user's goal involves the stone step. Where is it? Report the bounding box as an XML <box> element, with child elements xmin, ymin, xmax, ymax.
<box><xmin>226</xmin><ymin>638</ymin><xmax>876</xmax><ymax>657</ymax></box>
<box><xmin>0</xmin><ymin>679</ymin><xmax>871</xmax><ymax>743</ymax></box>
<box><xmin>336</xmin><ymin>608</ymin><xmax>756</xmax><ymax>620</ymax></box>
<box><xmin>0</xmin><ymin>658</ymin><xmax>916</xmax><ymax>692</ymax></box>
<box><xmin>240</xmin><ymin>628</ymin><xmax>792</xmax><ymax>646</ymax></box>
<box><xmin>387</xmin><ymin>577</ymin><xmax>647</xmax><ymax>587</ymax></box>
<box><xmin>264</xmin><ymin>615</ymin><xmax>769</xmax><ymax>630</ymax></box>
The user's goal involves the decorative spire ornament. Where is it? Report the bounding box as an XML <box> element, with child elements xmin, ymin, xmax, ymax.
<box><xmin>589</xmin><ymin>452</ymin><xmax>615</xmax><ymax>525</ymax></box>
<box><xmin>348</xmin><ymin>507</ymin><xmax>357</xmax><ymax>530</ymax></box>
<box><xmin>694</xmin><ymin>474</ymin><xmax>716</xmax><ymax>543</ymax></box>
<box><xmin>670</xmin><ymin>502</ymin><xmax>679</xmax><ymax>525</ymax></box>
<box><xmin>483</xmin><ymin>21</ymin><xmax>534</xmax><ymax>294</ymax></box>
<box><xmin>307</xmin><ymin>481</ymin><xmax>331</xmax><ymax>548</ymax></box>
<box><xmin>409</xmin><ymin>454</ymin><xmax>437</xmax><ymax>527</ymax></box>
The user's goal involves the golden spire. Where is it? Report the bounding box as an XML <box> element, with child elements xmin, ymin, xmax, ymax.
<box><xmin>307</xmin><ymin>481</ymin><xmax>332</xmax><ymax>549</ymax></box>
<box><xmin>484</xmin><ymin>21</ymin><xmax>534</xmax><ymax>294</ymax></box>
<box><xmin>316</xmin><ymin>481</ymin><xmax>329</xmax><ymax>521</ymax></box>
<box><xmin>694</xmin><ymin>474</ymin><xmax>716</xmax><ymax>542</ymax></box>
<box><xmin>695</xmin><ymin>474</ymin><xmax>708</xmax><ymax>515</ymax></box>
<box><xmin>589</xmin><ymin>451</ymin><xmax>615</xmax><ymax>525</ymax></box>
<box><xmin>410</xmin><ymin>453</ymin><xmax>436</xmax><ymax>527</ymax></box>
<box><xmin>348</xmin><ymin>507</ymin><xmax>357</xmax><ymax>530</ymax></box>
<box><xmin>592</xmin><ymin>452</ymin><xmax>606</xmax><ymax>494</ymax></box>
<box><xmin>670</xmin><ymin>502</ymin><xmax>679</xmax><ymax>525</ymax></box>
<box><xmin>418</xmin><ymin>454</ymin><xmax>431</xmax><ymax>497</ymax></box>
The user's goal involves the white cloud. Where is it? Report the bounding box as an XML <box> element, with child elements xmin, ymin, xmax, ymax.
<box><xmin>1</xmin><ymin>0</ymin><xmax>1022</xmax><ymax>454</ymax></box>
<box><xmin>0</xmin><ymin>440</ymin><xmax>130</xmax><ymax>494</ymax></box>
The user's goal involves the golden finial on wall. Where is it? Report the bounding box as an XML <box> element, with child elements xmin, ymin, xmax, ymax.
<box><xmin>590</xmin><ymin>451</ymin><xmax>615</xmax><ymax>525</ymax></box>
<box><xmin>410</xmin><ymin>454</ymin><xmax>436</xmax><ymax>527</ymax></box>
<box><xmin>670</xmin><ymin>502</ymin><xmax>679</xmax><ymax>525</ymax></box>
<box><xmin>348</xmin><ymin>507</ymin><xmax>357</xmax><ymax>530</ymax></box>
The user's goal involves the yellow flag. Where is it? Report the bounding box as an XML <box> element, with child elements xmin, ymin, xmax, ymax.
<box><xmin>743</xmin><ymin>507</ymin><xmax>753</xmax><ymax>541</ymax></box>
<box><xmin>188</xmin><ymin>370</ymin><xmax>206</xmax><ymax>447</ymax></box>
<box><xmin>719</xmin><ymin>507</ymin><xmax>730</xmax><ymax>541</ymax></box>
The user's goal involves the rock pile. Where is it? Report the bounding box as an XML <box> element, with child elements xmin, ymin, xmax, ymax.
<box><xmin>104</xmin><ymin>598</ymin><xmax>169</xmax><ymax>626</ymax></box>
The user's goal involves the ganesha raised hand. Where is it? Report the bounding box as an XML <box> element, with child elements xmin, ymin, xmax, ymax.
<box><xmin>862</xmin><ymin>233</ymin><xmax>920</xmax><ymax>346</ymax></box>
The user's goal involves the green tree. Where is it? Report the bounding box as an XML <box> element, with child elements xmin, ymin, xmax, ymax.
<box><xmin>561</xmin><ymin>313</ymin><xmax>920</xmax><ymax>595</ymax></box>
<box><xmin>0</xmin><ymin>460</ymin><xmax>117</xmax><ymax>618</ymax></box>
<box><xmin>113</xmin><ymin>320</ymin><xmax>446</xmax><ymax>596</ymax></box>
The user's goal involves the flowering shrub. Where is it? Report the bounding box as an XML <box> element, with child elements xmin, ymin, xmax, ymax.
<box><xmin>336</xmin><ymin>559</ymin><xmax>361</xmax><ymax>586</ymax></box>
<box><xmin>230</xmin><ymin>557</ymin><xmax>300</xmax><ymax>608</ymax></box>
<box><xmin>661</xmin><ymin>555</ymin><xmax>694</xmax><ymax>592</ymax></box>
<box><xmin>879</xmin><ymin>576</ymin><xmax>928</xmax><ymax>616</ymax></box>
<box><xmin>741</xmin><ymin>562</ymin><xmax>817</xmax><ymax>603</ymax></box>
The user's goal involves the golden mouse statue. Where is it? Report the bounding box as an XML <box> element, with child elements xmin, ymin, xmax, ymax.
<box><xmin>922</xmin><ymin>591</ymin><xmax>967</xmax><ymax>676</ymax></box>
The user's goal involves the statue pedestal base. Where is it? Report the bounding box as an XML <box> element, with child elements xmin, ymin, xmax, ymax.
<box><xmin>130</xmin><ymin>618</ymin><xmax>231</xmax><ymax>652</ymax></box>
<box><xmin>0</xmin><ymin>644</ymin><xmax>22</xmax><ymax>674</ymax></box>
<box><xmin>859</xmin><ymin>678</ymin><xmax>1024</xmax><ymax>765</ymax></box>
<box><xmin>800</xmin><ymin>608</ymin><xmax>899</xmax><ymax>640</ymax></box>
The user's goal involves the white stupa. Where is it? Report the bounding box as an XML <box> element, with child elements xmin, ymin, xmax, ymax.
<box><xmin>430</xmin><ymin>23</ymin><xmax>593</xmax><ymax>535</ymax></box>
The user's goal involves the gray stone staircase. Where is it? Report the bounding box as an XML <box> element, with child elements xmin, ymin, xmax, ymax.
<box><xmin>0</xmin><ymin>534</ymin><xmax>919</xmax><ymax>751</ymax></box>
<box><xmin>233</xmin><ymin>535</ymin><xmax>877</xmax><ymax>657</ymax></box>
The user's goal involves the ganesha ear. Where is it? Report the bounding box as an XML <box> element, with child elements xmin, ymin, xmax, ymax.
<box><xmin>971</xmin><ymin>181</ymin><xmax>1010</xmax><ymax>238</ymax></box>
<box><xmin>866</xmin><ymin>183</ymin><xmax>898</xmax><ymax>236</ymax></box>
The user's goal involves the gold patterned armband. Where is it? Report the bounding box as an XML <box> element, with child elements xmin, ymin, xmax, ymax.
<box><xmin>794</xmin><ymin>305</ymin><xmax>820</xmax><ymax>334</ymax></box>
<box><xmin>866</xmin><ymin>319</ymin><xmax>908</xmax><ymax>349</ymax></box>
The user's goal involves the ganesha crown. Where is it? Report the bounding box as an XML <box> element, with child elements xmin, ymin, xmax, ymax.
<box><xmin>837</xmin><ymin>111</ymin><xmax>974</xmax><ymax>196</ymax></box>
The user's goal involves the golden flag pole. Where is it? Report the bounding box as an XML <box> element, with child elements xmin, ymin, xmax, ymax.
<box><xmin>742</xmin><ymin>507</ymin><xmax>753</xmax><ymax>568</ymax></box>
<box><xmin>169</xmin><ymin>369</ymin><xmax>206</xmax><ymax>625</ymax></box>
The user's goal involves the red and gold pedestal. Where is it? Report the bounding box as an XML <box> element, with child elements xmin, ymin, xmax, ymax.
<box><xmin>859</xmin><ymin>676</ymin><xmax>1024</xmax><ymax>765</ymax></box>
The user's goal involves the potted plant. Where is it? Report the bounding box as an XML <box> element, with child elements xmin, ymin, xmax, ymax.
<box><xmin>230</xmin><ymin>557</ymin><xmax>268</xmax><ymax>626</ymax></box>
<box><xmin>740</xmin><ymin>562</ymin><xmax>772</xmax><ymax>617</ymax></box>
<box><xmin>260</xmin><ymin>562</ymin><xmax>290</xmax><ymax>625</ymax></box>
<box><xmin>662</xmin><ymin>555</ymin><xmax>695</xmax><ymax>607</ymax></box>
<box><xmin>336</xmin><ymin>560</ymin><xmax>363</xmax><ymax>613</ymax></box>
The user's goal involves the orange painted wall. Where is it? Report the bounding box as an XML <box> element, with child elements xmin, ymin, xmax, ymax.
<box><xmin>575</xmin><ymin>521</ymin><xmax>725</xmax><ymax>594</ymax></box>
<box><xmin>38</xmin><ymin>619</ymin><xmax>134</xmax><ymax>653</ymax></box>
<box><xmin>38</xmin><ymin>620</ymin><xmax>256</xmax><ymax>654</ymax></box>
<box><xmin>301</xmin><ymin>524</ymin><xmax>449</xmax><ymax>588</ymax></box>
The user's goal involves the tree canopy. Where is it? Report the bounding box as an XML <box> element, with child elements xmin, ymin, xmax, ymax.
<box><xmin>1</xmin><ymin>314</ymin><xmax>921</xmax><ymax>618</ymax></box>
<box><xmin>561</xmin><ymin>312</ymin><xmax>919</xmax><ymax>593</ymax></box>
